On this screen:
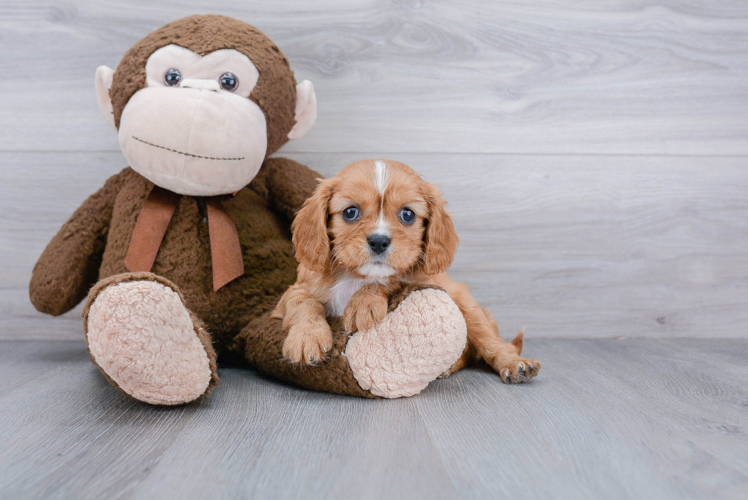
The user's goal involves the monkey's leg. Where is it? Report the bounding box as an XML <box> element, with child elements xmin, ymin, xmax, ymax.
<box><xmin>236</xmin><ymin>285</ymin><xmax>467</xmax><ymax>398</ymax></box>
<box><xmin>83</xmin><ymin>272</ymin><xmax>219</xmax><ymax>405</ymax></box>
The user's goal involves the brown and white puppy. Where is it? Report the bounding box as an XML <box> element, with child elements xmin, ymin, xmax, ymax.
<box><xmin>273</xmin><ymin>159</ymin><xmax>540</xmax><ymax>384</ymax></box>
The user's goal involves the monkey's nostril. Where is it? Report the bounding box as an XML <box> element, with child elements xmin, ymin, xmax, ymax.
<box><xmin>367</xmin><ymin>234</ymin><xmax>390</xmax><ymax>255</ymax></box>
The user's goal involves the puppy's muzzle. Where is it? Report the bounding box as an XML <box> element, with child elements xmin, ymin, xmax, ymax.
<box><xmin>367</xmin><ymin>234</ymin><xmax>390</xmax><ymax>255</ymax></box>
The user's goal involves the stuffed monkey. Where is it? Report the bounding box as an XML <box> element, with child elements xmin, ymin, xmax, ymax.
<box><xmin>29</xmin><ymin>15</ymin><xmax>467</xmax><ymax>405</ymax></box>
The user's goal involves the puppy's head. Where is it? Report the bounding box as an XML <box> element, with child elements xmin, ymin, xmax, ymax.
<box><xmin>292</xmin><ymin>159</ymin><xmax>459</xmax><ymax>278</ymax></box>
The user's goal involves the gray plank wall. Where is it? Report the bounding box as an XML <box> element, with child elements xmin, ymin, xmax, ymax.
<box><xmin>1</xmin><ymin>0</ymin><xmax>746</xmax><ymax>340</ymax></box>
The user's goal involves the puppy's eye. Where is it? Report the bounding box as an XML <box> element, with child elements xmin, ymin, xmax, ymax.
<box><xmin>399</xmin><ymin>207</ymin><xmax>416</xmax><ymax>224</ymax></box>
<box><xmin>342</xmin><ymin>206</ymin><xmax>360</xmax><ymax>222</ymax></box>
<box><xmin>164</xmin><ymin>68</ymin><xmax>182</xmax><ymax>87</ymax></box>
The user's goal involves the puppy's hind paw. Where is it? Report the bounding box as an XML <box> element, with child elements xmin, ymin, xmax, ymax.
<box><xmin>497</xmin><ymin>358</ymin><xmax>541</xmax><ymax>384</ymax></box>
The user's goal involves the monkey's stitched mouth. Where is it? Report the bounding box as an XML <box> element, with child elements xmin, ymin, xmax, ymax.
<box><xmin>132</xmin><ymin>136</ymin><xmax>245</xmax><ymax>161</ymax></box>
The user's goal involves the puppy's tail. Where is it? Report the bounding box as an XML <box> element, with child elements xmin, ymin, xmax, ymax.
<box><xmin>510</xmin><ymin>328</ymin><xmax>525</xmax><ymax>356</ymax></box>
<box><xmin>482</xmin><ymin>306</ymin><xmax>524</xmax><ymax>355</ymax></box>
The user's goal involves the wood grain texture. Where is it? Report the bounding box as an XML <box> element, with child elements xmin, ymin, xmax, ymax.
<box><xmin>0</xmin><ymin>339</ymin><xmax>746</xmax><ymax>499</ymax></box>
<box><xmin>0</xmin><ymin>0</ymin><xmax>747</xmax><ymax>154</ymax></box>
<box><xmin>3</xmin><ymin>151</ymin><xmax>746</xmax><ymax>340</ymax></box>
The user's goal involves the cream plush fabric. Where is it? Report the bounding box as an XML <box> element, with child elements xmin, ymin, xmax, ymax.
<box><xmin>86</xmin><ymin>280</ymin><xmax>213</xmax><ymax>405</ymax></box>
<box><xmin>345</xmin><ymin>289</ymin><xmax>468</xmax><ymax>398</ymax></box>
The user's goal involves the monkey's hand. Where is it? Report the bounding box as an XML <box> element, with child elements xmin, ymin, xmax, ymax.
<box><xmin>30</xmin><ymin>170</ymin><xmax>126</xmax><ymax>316</ymax></box>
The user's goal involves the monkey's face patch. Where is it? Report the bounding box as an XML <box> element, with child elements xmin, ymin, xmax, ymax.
<box><xmin>117</xmin><ymin>45</ymin><xmax>267</xmax><ymax>196</ymax></box>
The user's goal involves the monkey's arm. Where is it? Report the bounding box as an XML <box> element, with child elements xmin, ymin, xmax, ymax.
<box><xmin>251</xmin><ymin>157</ymin><xmax>323</xmax><ymax>222</ymax></box>
<box><xmin>29</xmin><ymin>171</ymin><xmax>126</xmax><ymax>316</ymax></box>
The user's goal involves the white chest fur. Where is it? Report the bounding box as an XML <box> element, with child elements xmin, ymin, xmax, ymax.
<box><xmin>325</xmin><ymin>274</ymin><xmax>384</xmax><ymax>317</ymax></box>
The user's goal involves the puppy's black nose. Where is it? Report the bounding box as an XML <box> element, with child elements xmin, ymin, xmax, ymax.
<box><xmin>367</xmin><ymin>234</ymin><xmax>390</xmax><ymax>255</ymax></box>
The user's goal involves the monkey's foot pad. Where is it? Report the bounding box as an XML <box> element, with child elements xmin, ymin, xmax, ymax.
<box><xmin>345</xmin><ymin>288</ymin><xmax>468</xmax><ymax>398</ymax></box>
<box><xmin>85</xmin><ymin>277</ymin><xmax>213</xmax><ymax>405</ymax></box>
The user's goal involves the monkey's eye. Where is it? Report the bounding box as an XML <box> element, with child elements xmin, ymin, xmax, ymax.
<box><xmin>164</xmin><ymin>68</ymin><xmax>181</xmax><ymax>87</ymax></box>
<box><xmin>342</xmin><ymin>206</ymin><xmax>360</xmax><ymax>222</ymax></box>
<box><xmin>399</xmin><ymin>207</ymin><xmax>416</xmax><ymax>224</ymax></box>
<box><xmin>219</xmin><ymin>72</ymin><xmax>239</xmax><ymax>92</ymax></box>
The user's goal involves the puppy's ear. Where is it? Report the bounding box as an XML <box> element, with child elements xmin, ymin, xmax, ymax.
<box><xmin>422</xmin><ymin>183</ymin><xmax>459</xmax><ymax>275</ymax></box>
<box><xmin>292</xmin><ymin>179</ymin><xmax>334</xmax><ymax>272</ymax></box>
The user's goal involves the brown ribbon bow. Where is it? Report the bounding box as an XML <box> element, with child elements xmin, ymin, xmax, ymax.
<box><xmin>124</xmin><ymin>186</ymin><xmax>245</xmax><ymax>291</ymax></box>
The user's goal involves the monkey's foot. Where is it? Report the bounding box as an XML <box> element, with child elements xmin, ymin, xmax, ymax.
<box><xmin>83</xmin><ymin>273</ymin><xmax>218</xmax><ymax>405</ymax></box>
<box><xmin>344</xmin><ymin>288</ymin><xmax>467</xmax><ymax>398</ymax></box>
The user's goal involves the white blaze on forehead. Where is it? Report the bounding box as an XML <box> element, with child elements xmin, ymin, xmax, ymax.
<box><xmin>373</xmin><ymin>160</ymin><xmax>390</xmax><ymax>235</ymax></box>
<box><xmin>374</xmin><ymin>160</ymin><xmax>389</xmax><ymax>195</ymax></box>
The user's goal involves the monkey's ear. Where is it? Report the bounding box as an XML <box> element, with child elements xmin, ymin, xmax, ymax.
<box><xmin>95</xmin><ymin>66</ymin><xmax>116</xmax><ymax>129</ymax></box>
<box><xmin>287</xmin><ymin>80</ymin><xmax>317</xmax><ymax>140</ymax></box>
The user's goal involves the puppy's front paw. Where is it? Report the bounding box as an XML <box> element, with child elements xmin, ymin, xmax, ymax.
<box><xmin>343</xmin><ymin>294</ymin><xmax>388</xmax><ymax>332</ymax></box>
<box><xmin>496</xmin><ymin>358</ymin><xmax>541</xmax><ymax>384</ymax></box>
<box><xmin>282</xmin><ymin>322</ymin><xmax>333</xmax><ymax>365</ymax></box>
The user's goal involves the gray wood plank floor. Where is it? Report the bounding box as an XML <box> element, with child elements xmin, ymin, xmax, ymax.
<box><xmin>0</xmin><ymin>338</ymin><xmax>746</xmax><ymax>500</ymax></box>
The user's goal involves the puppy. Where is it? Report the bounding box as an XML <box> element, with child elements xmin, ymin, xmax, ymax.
<box><xmin>272</xmin><ymin>159</ymin><xmax>540</xmax><ymax>384</ymax></box>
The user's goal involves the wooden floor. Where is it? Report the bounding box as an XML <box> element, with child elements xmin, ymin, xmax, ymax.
<box><xmin>1</xmin><ymin>1</ymin><xmax>747</xmax><ymax>499</ymax></box>
<box><xmin>0</xmin><ymin>338</ymin><xmax>746</xmax><ymax>500</ymax></box>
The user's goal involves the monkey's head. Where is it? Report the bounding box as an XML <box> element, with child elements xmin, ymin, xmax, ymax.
<box><xmin>95</xmin><ymin>15</ymin><xmax>316</xmax><ymax>196</ymax></box>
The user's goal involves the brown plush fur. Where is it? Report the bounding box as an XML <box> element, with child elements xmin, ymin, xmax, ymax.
<box><xmin>30</xmin><ymin>158</ymin><xmax>318</xmax><ymax>354</ymax></box>
<box><xmin>109</xmin><ymin>15</ymin><xmax>296</xmax><ymax>157</ymax></box>
<box><xmin>29</xmin><ymin>173</ymin><xmax>125</xmax><ymax>316</ymax></box>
